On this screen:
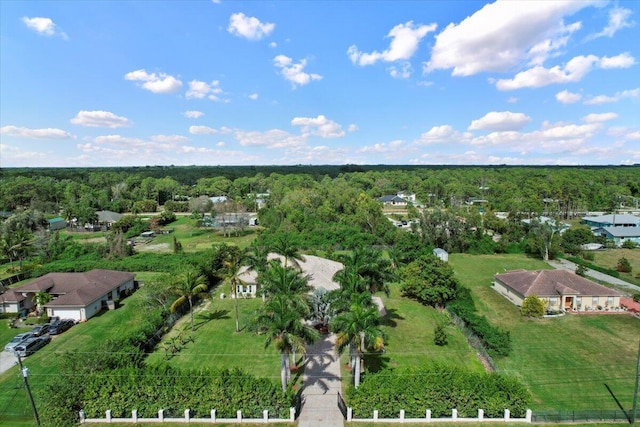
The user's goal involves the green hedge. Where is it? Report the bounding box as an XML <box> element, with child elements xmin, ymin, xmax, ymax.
<box><xmin>565</xmin><ymin>256</ymin><xmax>620</xmax><ymax>278</ymax></box>
<box><xmin>347</xmin><ymin>365</ymin><xmax>530</xmax><ymax>418</ymax></box>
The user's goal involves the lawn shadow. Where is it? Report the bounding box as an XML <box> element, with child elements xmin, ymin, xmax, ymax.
<box><xmin>194</xmin><ymin>309</ymin><xmax>230</xmax><ymax>330</ymax></box>
<box><xmin>604</xmin><ymin>383</ymin><xmax>631</xmax><ymax>423</ymax></box>
<box><xmin>364</xmin><ymin>352</ymin><xmax>390</xmax><ymax>374</ymax></box>
<box><xmin>380</xmin><ymin>307</ymin><xmax>404</xmax><ymax>328</ymax></box>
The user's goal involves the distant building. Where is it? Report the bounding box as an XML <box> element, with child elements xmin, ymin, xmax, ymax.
<box><xmin>48</xmin><ymin>217</ymin><xmax>66</xmax><ymax>231</ymax></box>
<box><xmin>582</xmin><ymin>214</ymin><xmax>640</xmax><ymax>228</ymax></box>
<box><xmin>592</xmin><ymin>227</ymin><xmax>640</xmax><ymax>248</ymax></box>
<box><xmin>209</xmin><ymin>196</ymin><xmax>228</xmax><ymax>204</ymax></box>
<box><xmin>433</xmin><ymin>248</ymin><xmax>448</xmax><ymax>262</ymax></box>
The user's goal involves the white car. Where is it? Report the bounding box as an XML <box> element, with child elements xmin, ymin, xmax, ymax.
<box><xmin>4</xmin><ymin>332</ymin><xmax>35</xmax><ymax>353</ymax></box>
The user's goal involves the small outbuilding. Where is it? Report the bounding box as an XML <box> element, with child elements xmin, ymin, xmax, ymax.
<box><xmin>433</xmin><ymin>248</ymin><xmax>448</xmax><ymax>262</ymax></box>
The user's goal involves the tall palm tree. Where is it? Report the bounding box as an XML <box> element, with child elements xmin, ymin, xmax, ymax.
<box><xmin>170</xmin><ymin>269</ymin><xmax>208</xmax><ymax>332</ymax></box>
<box><xmin>252</xmin><ymin>294</ymin><xmax>319</xmax><ymax>392</ymax></box>
<box><xmin>221</xmin><ymin>248</ymin><xmax>249</xmax><ymax>333</ymax></box>
<box><xmin>330</xmin><ymin>303</ymin><xmax>384</xmax><ymax>388</ymax></box>
<box><xmin>337</xmin><ymin>247</ymin><xmax>392</xmax><ymax>296</ymax></box>
<box><xmin>258</xmin><ymin>260</ymin><xmax>312</xmax><ymax>311</ymax></box>
<box><xmin>270</xmin><ymin>235</ymin><xmax>305</xmax><ymax>269</ymax></box>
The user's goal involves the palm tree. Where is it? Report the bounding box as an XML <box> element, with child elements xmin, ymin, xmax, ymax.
<box><xmin>337</xmin><ymin>247</ymin><xmax>392</xmax><ymax>296</ymax></box>
<box><xmin>221</xmin><ymin>248</ymin><xmax>249</xmax><ymax>333</ymax></box>
<box><xmin>258</xmin><ymin>260</ymin><xmax>312</xmax><ymax>311</ymax></box>
<box><xmin>33</xmin><ymin>291</ymin><xmax>53</xmax><ymax>316</ymax></box>
<box><xmin>252</xmin><ymin>294</ymin><xmax>319</xmax><ymax>392</ymax></box>
<box><xmin>330</xmin><ymin>303</ymin><xmax>384</xmax><ymax>388</ymax></box>
<box><xmin>270</xmin><ymin>235</ymin><xmax>305</xmax><ymax>269</ymax></box>
<box><xmin>170</xmin><ymin>269</ymin><xmax>208</xmax><ymax>332</ymax></box>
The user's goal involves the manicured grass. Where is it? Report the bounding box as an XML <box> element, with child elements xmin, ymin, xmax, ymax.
<box><xmin>374</xmin><ymin>283</ymin><xmax>483</xmax><ymax>372</ymax></box>
<box><xmin>449</xmin><ymin>253</ymin><xmax>640</xmax><ymax>411</ymax></box>
<box><xmin>146</xmin><ymin>287</ymin><xmax>282</xmax><ymax>382</ymax></box>
<box><xmin>590</xmin><ymin>248</ymin><xmax>640</xmax><ymax>286</ymax></box>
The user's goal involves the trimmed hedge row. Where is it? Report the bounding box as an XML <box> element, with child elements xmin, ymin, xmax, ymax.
<box><xmin>565</xmin><ymin>256</ymin><xmax>620</xmax><ymax>278</ymax></box>
<box><xmin>347</xmin><ymin>365</ymin><xmax>530</xmax><ymax>418</ymax></box>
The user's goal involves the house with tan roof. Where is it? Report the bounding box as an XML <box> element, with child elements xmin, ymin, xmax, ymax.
<box><xmin>493</xmin><ymin>269</ymin><xmax>623</xmax><ymax>312</ymax></box>
<box><xmin>0</xmin><ymin>270</ymin><xmax>135</xmax><ymax>321</ymax></box>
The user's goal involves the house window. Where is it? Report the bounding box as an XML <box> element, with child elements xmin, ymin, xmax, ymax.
<box><xmin>576</xmin><ymin>296</ymin><xmax>581</xmax><ymax>305</ymax></box>
<box><xmin>607</xmin><ymin>296</ymin><xmax>614</xmax><ymax>306</ymax></box>
<box><xmin>592</xmin><ymin>296</ymin><xmax>599</xmax><ymax>306</ymax></box>
<box><xmin>549</xmin><ymin>297</ymin><xmax>558</xmax><ymax>305</ymax></box>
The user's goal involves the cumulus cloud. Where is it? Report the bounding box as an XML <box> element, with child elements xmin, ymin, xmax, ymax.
<box><xmin>425</xmin><ymin>1</ymin><xmax>592</xmax><ymax>76</ymax></box>
<box><xmin>584</xmin><ymin>88</ymin><xmax>640</xmax><ymax>105</ymax></box>
<box><xmin>359</xmin><ymin>140</ymin><xmax>404</xmax><ymax>154</ymax></box>
<box><xmin>291</xmin><ymin>115</ymin><xmax>345</xmax><ymax>138</ymax></box>
<box><xmin>273</xmin><ymin>55</ymin><xmax>322</xmax><ymax>88</ymax></box>
<box><xmin>417</xmin><ymin>125</ymin><xmax>465</xmax><ymax>145</ymax></box>
<box><xmin>587</xmin><ymin>7</ymin><xmax>635</xmax><ymax>40</ymax></box>
<box><xmin>184</xmin><ymin>110</ymin><xmax>204</xmax><ymax>119</ymax></box>
<box><xmin>227</xmin><ymin>13</ymin><xmax>275</xmax><ymax>40</ymax></box>
<box><xmin>186</xmin><ymin>80</ymin><xmax>224</xmax><ymax>101</ymax></box>
<box><xmin>494</xmin><ymin>53</ymin><xmax>634</xmax><ymax>90</ymax></box>
<box><xmin>626</xmin><ymin>131</ymin><xmax>640</xmax><ymax>140</ymax></box>
<box><xmin>124</xmin><ymin>69</ymin><xmax>183</xmax><ymax>94</ymax></box>
<box><xmin>348</xmin><ymin>21</ymin><xmax>436</xmax><ymax>68</ymax></box>
<box><xmin>151</xmin><ymin>134</ymin><xmax>189</xmax><ymax>143</ymax></box>
<box><xmin>189</xmin><ymin>126</ymin><xmax>232</xmax><ymax>135</ymax></box>
<box><xmin>70</xmin><ymin>111</ymin><xmax>131</xmax><ymax>128</ymax></box>
<box><xmin>556</xmin><ymin>89</ymin><xmax>582</xmax><ymax>104</ymax></box>
<box><xmin>348</xmin><ymin>124</ymin><xmax>359</xmax><ymax>132</ymax></box>
<box><xmin>93</xmin><ymin>135</ymin><xmax>146</xmax><ymax>145</ymax></box>
<box><xmin>388</xmin><ymin>62</ymin><xmax>413</xmax><ymax>79</ymax></box>
<box><xmin>234</xmin><ymin>129</ymin><xmax>306</xmax><ymax>148</ymax></box>
<box><xmin>1</xmin><ymin>125</ymin><xmax>74</xmax><ymax>139</ymax></box>
<box><xmin>581</xmin><ymin>112</ymin><xmax>618</xmax><ymax>123</ymax></box>
<box><xmin>468</xmin><ymin>111</ymin><xmax>532</xmax><ymax>131</ymax></box>
<box><xmin>22</xmin><ymin>16</ymin><xmax>68</xmax><ymax>39</ymax></box>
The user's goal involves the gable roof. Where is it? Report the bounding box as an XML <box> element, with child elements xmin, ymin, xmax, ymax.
<box><xmin>582</xmin><ymin>214</ymin><xmax>640</xmax><ymax>226</ymax></box>
<box><xmin>16</xmin><ymin>270</ymin><xmax>134</xmax><ymax>307</ymax></box>
<box><xmin>593</xmin><ymin>227</ymin><xmax>640</xmax><ymax>238</ymax></box>
<box><xmin>0</xmin><ymin>290</ymin><xmax>26</xmax><ymax>304</ymax></box>
<box><xmin>495</xmin><ymin>269</ymin><xmax>623</xmax><ymax>298</ymax></box>
<box><xmin>378</xmin><ymin>195</ymin><xmax>406</xmax><ymax>203</ymax></box>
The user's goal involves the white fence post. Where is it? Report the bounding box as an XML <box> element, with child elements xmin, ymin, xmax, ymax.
<box><xmin>105</xmin><ymin>409</ymin><xmax>111</xmax><ymax>422</ymax></box>
<box><xmin>478</xmin><ymin>409</ymin><xmax>484</xmax><ymax>420</ymax></box>
<box><xmin>347</xmin><ymin>407</ymin><xmax>353</xmax><ymax>421</ymax></box>
<box><xmin>290</xmin><ymin>407</ymin><xmax>296</xmax><ymax>421</ymax></box>
<box><xmin>263</xmin><ymin>409</ymin><xmax>269</xmax><ymax>421</ymax></box>
<box><xmin>373</xmin><ymin>409</ymin><xmax>378</xmax><ymax>421</ymax></box>
<box><xmin>526</xmin><ymin>409</ymin><xmax>532</xmax><ymax>422</ymax></box>
<box><xmin>184</xmin><ymin>409</ymin><xmax>190</xmax><ymax>422</ymax></box>
<box><xmin>132</xmin><ymin>409</ymin><xmax>137</xmax><ymax>423</ymax></box>
<box><xmin>425</xmin><ymin>409</ymin><xmax>431</xmax><ymax>421</ymax></box>
<box><xmin>158</xmin><ymin>409</ymin><xmax>164</xmax><ymax>422</ymax></box>
<box><xmin>452</xmin><ymin>408</ymin><xmax>457</xmax><ymax>420</ymax></box>
<box><xmin>79</xmin><ymin>409</ymin><xmax>86</xmax><ymax>423</ymax></box>
<box><xmin>504</xmin><ymin>409</ymin><xmax>511</xmax><ymax>420</ymax></box>
<box><xmin>237</xmin><ymin>410</ymin><xmax>242</xmax><ymax>422</ymax></box>
<box><xmin>400</xmin><ymin>409</ymin><xmax>405</xmax><ymax>421</ymax></box>
<box><xmin>211</xmin><ymin>409</ymin><xmax>216</xmax><ymax>422</ymax></box>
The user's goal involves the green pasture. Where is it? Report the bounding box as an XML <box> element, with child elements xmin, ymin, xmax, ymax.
<box><xmin>590</xmin><ymin>248</ymin><xmax>640</xmax><ymax>286</ymax></box>
<box><xmin>449</xmin><ymin>253</ymin><xmax>640</xmax><ymax>411</ymax></box>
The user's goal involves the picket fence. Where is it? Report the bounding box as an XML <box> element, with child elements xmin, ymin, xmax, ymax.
<box><xmin>347</xmin><ymin>408</ymin><xmax>533</xmax><ymax>423</ymax></box>
<box><xmin>79</xmin><ymin>408</ymin><xmax>296</xmax><ymax>424</ymax></box>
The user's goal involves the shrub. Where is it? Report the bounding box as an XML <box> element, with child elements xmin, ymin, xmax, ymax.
<box><xmin>633</xmin><ymin>293</ymin><xmax>640</xmax><ymax>303</ymax></box>
<box><xmin>622</xmin><ymin>240</ymin><xmax>637</xmax><ymax>249</ymax></box>
<box><xmin>434</xmin><ymin>324</ymin><xmax>448</xmax><ymax>346</ymax></box>
<box><xmin>617</xmin><ymin>257</ymin><xmax>632</xmax><ymax>273</ymax></box>
<box><xmin>575</xmin><ymin>264</ymin><xmax>587</xmax><ymax>277</ymax></box>
<box><xmin>521</xmin><ymin>295</ymin><xmax>545</xmax><ymax>318</ymax></box>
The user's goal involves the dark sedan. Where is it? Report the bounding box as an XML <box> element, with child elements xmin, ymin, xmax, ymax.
<box><xmin>49</xmin><ymin>319</ymin><xmax>75</xmax><ymax>335</ymax></box>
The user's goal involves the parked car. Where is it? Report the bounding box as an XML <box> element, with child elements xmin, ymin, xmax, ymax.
<box><xmin>13</xmin><ymin>336</ymin><xmax>50</xmax><ymax>357</ymax></box>
<box><xmin>49</xmin><ymin>319</ymin><xmax>75</xmax><ymax>335</ymax></box>
<box><xmin>30</xmin><ymin>323</ymin><xmax>51</xmax><ymax>337</ymax></box>
<box><xmin>4</xmin><ymin>332</ymin><xmax>35</xmax><ymax>352</ymax></box>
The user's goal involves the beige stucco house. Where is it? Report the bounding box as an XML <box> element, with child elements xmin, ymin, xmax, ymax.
<box><xmin>493</xmin><ymin>269</ymin><xmax>623</xmax><ymax>311</ymax></box>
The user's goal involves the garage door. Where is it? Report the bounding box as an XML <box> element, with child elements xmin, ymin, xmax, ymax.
<box><xmin>50</xmin><ymin>309</ymin><xmax>81</xmax><ymax>322</ymax></box>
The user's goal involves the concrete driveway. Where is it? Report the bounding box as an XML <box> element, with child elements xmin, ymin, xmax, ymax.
<box><xmin>0</xmin><ymin>350</ymin><xmax>18</xmax><ymax>375</ymax></box>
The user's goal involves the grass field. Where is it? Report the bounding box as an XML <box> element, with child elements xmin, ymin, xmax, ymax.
<box><xmin>590</xmin><ymin>248</ymin><xmax>640</xmax><ymax>286</ymax></box>
<box><xmin>449</xmin><ymin>253</ymin><xmax>640</xmax><ymax>411</ymax></box>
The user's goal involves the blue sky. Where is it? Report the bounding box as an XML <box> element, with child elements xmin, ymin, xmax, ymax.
<box><xmin>1</xmin><ymin>0</ymin><xmax>639</xmax><ymax>167</ymax></box>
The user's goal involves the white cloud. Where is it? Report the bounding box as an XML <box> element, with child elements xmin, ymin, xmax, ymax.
<box><xmin>269</xmin><ymin>41</ymin><xmax>277</xmax><ymax>48</ymax></box>
<box><xmin>186</xmin><ymin>80</ymin><xmax>224</xmax><ymax>101</ymax></box>
<box><xmin>507</xmin><ymin>97</ymin><xmax>518</xmax><ymax>103</ymax></box>
<box><xmin>1</xmin><ymin>125</ymin><xmax>74</xmax><ymax>139</ymax></box>
<box><xmin>599</xmin><ymin>52</ymin><xmax>635</xmax><ymax>69</ymax></box>
<box><xmin>234</xmin><ymin>129</ymin><xmax>306</xmax><ymax>148</ymax></box>
<box><xmin>626</xmin><ymin>131</ymin><xmax>640</xmax><ymax>140</ymax></box>
<box><xmin>227</xmin><ymin>13</ymin><xmax>275</xmax><ymax>40</ymax></box>
<box><xmin>291</xmin><ymin>115</ymin><xmax>345</xmax><ymax>138</ymax></box>
<box><xmin>70</xmin><ymin>110</ymin><xmax>131</xmax><ymax>128</ymax></box>
<box><xmin>468</xmin><ymin>111</ymin><xmax>532</xmax><ymax>131</ymax></box>
<box><xmin>388</xmin><ymin>62</ymin><xmax>413</xmax><ymax>79</ymax></box>
<box><xmin>248</xmin><ymin>93</ymin><xmax>259</xmax><ymax>100</ymax></box>
<box><xmin>151</xmin><ymin>134</ymin><xmax>189</xmax><ymax>143</ymax></box>
<box><xmin>189</xmin><ymin>125</ymin><xmax>232</xmax><ymax>135</ymax></box>
<box><xmin>348</xmin><ymin>124</ymin><xmax>359</xmax><ymax>132</ymax></box>
<box><xmin>588</xmin><ymin>7</ymin><xmax>635</xmax><ymax>40</ymax></box>
<box><xmin>348</xmin><ymin>21</ymin><xmax>436</xmax><ymax>66</ymax></box>
<box><xmin>184</xmin><ymin>110</ymin><xmax>204</xmax><ymax>119</ymax></box>
<box><xmin>22</xmin><ymin>16</ymin><xmax>68</xmax><ymax>39</ymax></box>
<box><xmin>93</xmin><ymin>135</ymin><xmax>146</xmax><ymax>145</ymax></box>
<box><xmin>495</xmin><ymin>55</ymin><xmax>598</xmax><ymax>90</ymax></box>
<box><xmin>417</xmin><ymin>125</ymin><xmax>462</xmax><ymax>144</ymax></box>
<box><xmin>124</xmin><ymin>69</ymin><xmax>183</xmax><ymax>94</ymax></box>
<box><xmin>425</xmin><ymin>1</ymin><xmax>592</xmax><ymax>76</ymax></box>
<box><xmin>581</xmin><ymin>112</ymin><xmax>618</xmax><ymax>123</ymax></box>
<box><xmin>584</xmin><ymin>88</ymin><xmax>640</xmax><ymax>105</ymax></box>
<box><xmin>273</xmin><ymin>55</ymin><xmax>322</xmax><ymax>88</ymax></box>
<box><xmin>359</xmin><ymin>140</ymin><xmax>404</xmax><ymax>154</ymax></box>
<box><xmin>556</xmin><ymin>89</ymin><xmax>582</xmax><ymax>104</ymax></box>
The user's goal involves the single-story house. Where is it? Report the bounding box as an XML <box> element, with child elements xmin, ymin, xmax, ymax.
<box><xmin>378</xmin><ymin>195</ymin><xmax>408</xmax><ymax>205</ymax></box>
<box><xmin>433</xmin><ymin>248</ymin><xmax>448</xmax><ymax>262</ymax></box>
<box><xmin>592</xmin><ymin>227</ymin><xmax>640</xmax><ymax>248</ymax></box>
<box><xmin>582</xmin><ymin>214</ymin><xmax>640</xmax><ymax>228</ymax></box>
<box><xmin>397</xmin><ymin>192</ymin><xmax>416</xmax><ymax>204</ymax></box>
<box><xmin>0</xmin><ymin>270</ymin><xmax>135</xmax><ymax>321</ymax></box>
<box><xmin>522</xmin><ymin>216</ymin><xmax>570</xmax><ymax>233</ymax></box>
<box><xmin>48</xmin><ymin>217</ymin><xmax>67</xmax><ymax>231</ymax></box>
<box><xmin>493</xmin><ymin>269</ymin><xmax>623</xmax><ymax>311</ymax></box>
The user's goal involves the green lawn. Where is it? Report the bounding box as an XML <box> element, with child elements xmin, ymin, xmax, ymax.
<box><xmin>590</xmin><ymin>248</ymin><xmax>640</xmax><ymax>286</ymax></box>
<box><xmin>145</xmin><ymin>288</ymin><xmax>282</xmax><ymax>381</ymax></box>
<box><xmin>449</xmin><ymin>253</ymin><xmax>640</xmax><ymax>411</ymax></box>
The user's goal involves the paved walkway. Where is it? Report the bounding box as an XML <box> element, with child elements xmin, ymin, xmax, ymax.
<box><xmin>297</xmin><ymin>333</ymin><xmax>344</xmax><ymax>427</ymax></box>
<box><xmin>547</xmin><ymin>259</ymin><xmax>640</xmax><ymax>293</ymax></box>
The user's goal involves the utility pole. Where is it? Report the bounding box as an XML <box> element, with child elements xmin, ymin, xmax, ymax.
<box><xmin>632</xmin><ymin>340</ymin><xmax>640</xmax><ymax>425</ymax></box>
<box><xmin>15</xmin><ymin>354</ymin><xmax>41</xmax><ymax>427</ymax></box>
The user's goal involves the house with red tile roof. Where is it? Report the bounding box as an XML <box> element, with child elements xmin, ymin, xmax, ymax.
<box><xmin>493</xmin><ymin>269</ymin><xmax>623</xmax><ymax>312</ymax></box>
